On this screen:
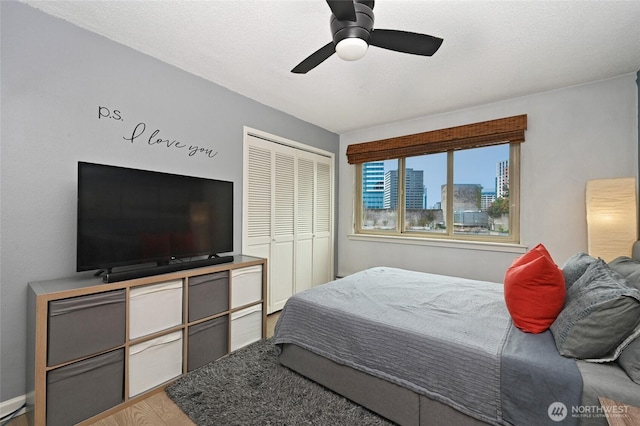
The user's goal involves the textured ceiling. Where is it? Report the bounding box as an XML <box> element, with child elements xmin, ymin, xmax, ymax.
<box><xmin>23</xmin><ymin>0</ymin><xmax>640</xmax><ymax>134</ymax></box>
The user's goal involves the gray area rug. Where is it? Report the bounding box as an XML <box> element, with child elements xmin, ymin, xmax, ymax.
<box><xmin>166</xmin><ymin>338</ymin><xmax>394</xmax><ymax>425</ymax></box>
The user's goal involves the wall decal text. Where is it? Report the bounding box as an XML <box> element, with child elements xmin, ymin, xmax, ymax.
<box><xmin>98</xmin><ymin>105</ymin><xmax>219</xmax><ymax>160</ymax></box>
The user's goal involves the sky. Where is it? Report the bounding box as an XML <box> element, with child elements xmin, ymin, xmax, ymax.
<box><xmin>383</xmin><ymin>144</ymin><xmax>509</xmax><ymax>207</ymax></box>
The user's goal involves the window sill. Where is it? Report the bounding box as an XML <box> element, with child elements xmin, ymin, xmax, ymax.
<box><xmin>347</xmin><ymin>233</ymin><xmax>528</xmax><ymax>254</ymax></box>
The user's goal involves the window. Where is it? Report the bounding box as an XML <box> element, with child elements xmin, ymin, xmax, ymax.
<box><xmin>349</xmin><ymin>115</ymin><xmax>525</xmax><ymax>243</ymax></box>
<box><xmin>404</xmin><ymin>152</ymin><xmax>446</xmax><ymax>234</ymax></box>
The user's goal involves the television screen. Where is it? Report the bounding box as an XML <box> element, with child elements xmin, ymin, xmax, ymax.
<box><xmin>77</xmin><ymin>162</ymin><xmax>233</xmax><ymax>272</ymax></box>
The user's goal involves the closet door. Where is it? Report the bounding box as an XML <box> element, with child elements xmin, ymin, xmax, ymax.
<box><xmin>312</xmin><ymin>159</ymin><xmax>333</xmax><ymax>286</ymax></box>
<box><xmin>295</xmin><ymin>153</ymin><xmax>333</xmax><ymax>291</ymax></box>
<box><xmin>244</xmin><ymin>137</ymin><xmax>295</xmax><ymax>313</ymax></box>
<box><xmin>294</xmin><ymin>155</ymin><xmax>315</xmax><ymax>294</ymax></box>
<box><xmin>244</xmin><ymin>141</ymin><xmax>272</xmax><ymax>261</ymax></box>
<box><xmin>244</xmin><ymin>131</ymin><xmax>334</xmax><ymax>314</ymax></box>
<box><xmin>270</xmin><ymin>149</ymin><xmax>295</xmax><ymax>312</ymax></box>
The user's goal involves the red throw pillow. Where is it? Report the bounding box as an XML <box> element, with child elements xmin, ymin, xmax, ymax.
<box><xmin>504</xmin><ymin>243</ymin><xmax>566</xmax><ymax>333</ymax></box>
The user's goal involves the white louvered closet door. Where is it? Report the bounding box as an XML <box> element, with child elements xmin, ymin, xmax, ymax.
<box><xmin>244</xmin><ymin>141</ymin><xmax>272</xmax><ymax>261</ymax></box>
<box><xmin>294</xmin><ymin>154</ymin><xmax>315</xmax><ymax>294</ymax></box>
<box><xmin>271</xmin><ymin>149</ymin><xmax>296</xmax><ymax>311</ymax></box>
<box><xmin>313</xmin><ymin>159</ymin><xmax>333</xmax><ymax>286</ymax></box>
<box><xmin>244</xmin><ymin>132</ymin><xmax>334</xmax><ymax>314</ymax></box>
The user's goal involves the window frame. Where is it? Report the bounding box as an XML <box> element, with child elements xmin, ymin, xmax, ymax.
<box><xmin>354</xmin><ymin>142</ymin><xmax>520</xmax><ymax>244</ymax></box>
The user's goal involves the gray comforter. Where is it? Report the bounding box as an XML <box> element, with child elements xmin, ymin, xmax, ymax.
<box><xmin>273</xmin><ymin>267</ymin><xmax>583</xmax><ymax>425</ymax></box>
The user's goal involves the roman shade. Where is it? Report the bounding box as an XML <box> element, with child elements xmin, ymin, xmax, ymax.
<box><xmin>346</xmin><ymin>114</ymin><xmax>527</xmax><ymax>164</ymax></box>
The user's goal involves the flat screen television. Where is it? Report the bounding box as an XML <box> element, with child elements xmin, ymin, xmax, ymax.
<box><xmin>77</xmin><ymin>162</ymin><xmax>234</xmax><ymax>278</ymax></box>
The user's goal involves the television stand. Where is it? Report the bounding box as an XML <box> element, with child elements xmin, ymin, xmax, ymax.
<box><xmin>28</xmin><ymin>255</ymin><xmax>266</xmax><ymax>426</ymax></box>
<box><xmin>103</xmin><ymin>256</ymin><xmax>234</xmax><ymax>283</ymax></box>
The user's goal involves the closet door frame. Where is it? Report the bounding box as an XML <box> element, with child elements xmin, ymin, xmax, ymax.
<box><xmin>242</xmin><ymin>127</ymin><xmax>335</xmax><ymax>314</ymax></box>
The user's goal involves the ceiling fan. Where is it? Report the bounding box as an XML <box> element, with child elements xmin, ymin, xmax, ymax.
<box><xmin>292</xmin><ymin>0</ymin><xmax>443</xmax><ymax>74</ymax></box>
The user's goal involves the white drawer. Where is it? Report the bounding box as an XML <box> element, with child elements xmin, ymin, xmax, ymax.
<box><xmin>230</xmin><ymin>305</ymin><xmax>262</xmax><ymax>352</ymax></box>
<box><xmin>231</xmin><ymin>266</ymin><xmax>262</xmax><ymax>309</ymax></box>
<box><xmin>128</xmin><ymin>331</ymin><xmax>182</xmax><ymax>397</ymax></box>
<box><xmin>129</xmin><ymin>280</ymin><xmax>183</xmax><ymax>339</ymax></box>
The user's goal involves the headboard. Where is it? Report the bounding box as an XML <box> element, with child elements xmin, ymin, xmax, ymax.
<box><xmin>633</xmin><ymin>241</ymin><xmax>640</xmax><ymax>260</ymax></box>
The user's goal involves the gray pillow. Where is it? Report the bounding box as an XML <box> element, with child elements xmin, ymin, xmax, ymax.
<box><xmin>561</xmin><ymin>252</ymin><xmax>597</xmax><ymax>289</ymax></box>
<box><xmin>608</xmin><ymin>256</ymin><xmax>640</xmax><ymax>291</ymax></box>
<box><xmin>550</xmin><ymin>259</ymin><xmax>640</xmax><ymax>361</ymax></box>
<box><xmin>618</xmin><ymin>335</ymin><xmax>640</xmax><ymax>384</ymax></box>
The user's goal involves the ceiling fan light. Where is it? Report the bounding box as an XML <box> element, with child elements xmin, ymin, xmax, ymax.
<box><xmin>335</xmin><ymin>37</ymin><xmax>368</xmax><ymax>61</ymax></box>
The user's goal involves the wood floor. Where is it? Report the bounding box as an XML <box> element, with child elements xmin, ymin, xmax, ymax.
<box><xmin>7</xmin><ymin>312</ymin><xmax>280</xmax><ymax>426</ymax></box>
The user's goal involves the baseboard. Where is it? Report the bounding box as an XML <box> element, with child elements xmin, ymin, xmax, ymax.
<box><xmin>1</xmin><ymin>394</ymin><xmax>27</xmax><ymax>419</ymax></box>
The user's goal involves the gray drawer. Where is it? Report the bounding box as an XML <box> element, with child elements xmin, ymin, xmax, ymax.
<box><xmin>47</xmin><ymin>289</ymin><xmax>126</xmax><ymax>366</ymax></box>
<box><xmin>188</xmin><ymin>271</ymin><xmax>229</xmax><ymax>322</ymax></box>
<box><xmin>46</xmin><ymin>349</ymin><xmax>124</xmax><ymax>426</ymax></box>
<box><xmin>188</xmin><ymin>315</ymin><xmax>228</xmax><ymax>371</ymax></box>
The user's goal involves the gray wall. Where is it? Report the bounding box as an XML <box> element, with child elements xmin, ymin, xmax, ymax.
<box><xmin>0</xmin><ymin>2</ymin><xmax>338</xmax><ymax>402</ymax></box>
<box><xmin>338</xmin><ymin>74</ymin><xmax>639</xmax><ymax>282</ymax></box>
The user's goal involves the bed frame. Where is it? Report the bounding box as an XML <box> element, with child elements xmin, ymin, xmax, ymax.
<box><xmin>279</xmin><ymin>342</ymin><xmax>487</xmax><ymax>426</ymax></box>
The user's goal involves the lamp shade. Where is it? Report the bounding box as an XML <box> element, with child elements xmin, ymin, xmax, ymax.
<box><xmin>586</xmin><ymin>177</ymin><xmax>638</xmax><ymax>262</ymax></box>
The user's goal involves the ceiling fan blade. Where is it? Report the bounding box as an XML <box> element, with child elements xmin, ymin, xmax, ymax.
<box><xmin>369</xmin><ymin>29</ymin><xmax>443</xmax><ymax>56</ymax></box>
<box><xmin>291</xmin><ymin>42</ymin><xmax>336</xmax><ymax>74</ymax></box>
<box><xmin>361</xmin><ymin>1</ymin><xmax>375</xmax><ymax>9</ymax></box>
<box><xmin>326</xmin><ymin>0</ymin><xmax>356</xmax><ymax>21</ymax></box>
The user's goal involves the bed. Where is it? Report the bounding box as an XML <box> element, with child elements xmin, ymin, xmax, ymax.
<box><xmin>273</xmin><ymin>243</ymin><xmax>640</xmax><ymax>426</ymax></box>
